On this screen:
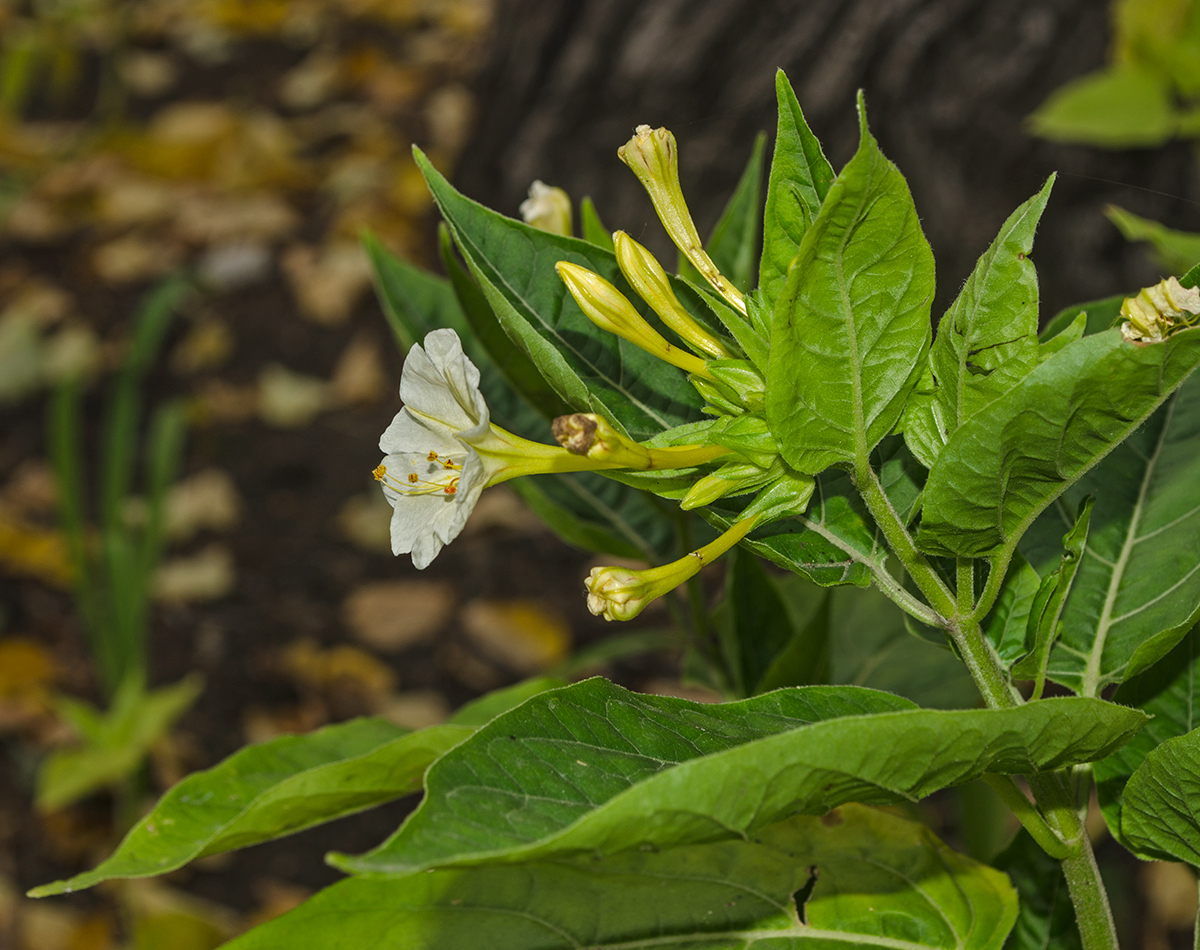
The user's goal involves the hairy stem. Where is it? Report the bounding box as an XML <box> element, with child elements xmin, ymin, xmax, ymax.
<box><xmin>855</xmin><ymin>460</ymin><xmax>1120</xmax><ymax>950</ymax></box>
<box><xmin>981</xmin><ymin>774</ymin><xmax>1070</xmax><ymax>859</ymax></box>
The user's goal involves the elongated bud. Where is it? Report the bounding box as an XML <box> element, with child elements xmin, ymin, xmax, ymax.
<box><xmin>679</xmin><ymin>462</ymin><xmax>769</xmax><ymax>510</ymax></box>
<box><xmin>552</xmin><ymin>412</ymin><xmax>731</xmax><ymax>471</ymax></box>
<box><xmin>1120</xmin><ymin>276</ymin><xmax>1200</xmax><ymax>344</ymax></box>
<box><xmin>613</xmin><ymin>231</ymin><xmax>732</xmax><ymax>359</ymax></box>
<box><xmin>586</xmin><ymin>517</ymin><xmax>756</xmax><ymax>621</ymax></box>
<box><xmin>618</xmin><ymin>125</ymin><xmax>746</xmax><ymax>315</ymax></box>
<box><xmin>555</xmin><ymin>261</ymin><xmax>715</xmax><ymax>379</ymax></box>
<box><xmin>519</xmin><ymin>181</ymin><xmax>573</xmax><ymax>236</ymax></box>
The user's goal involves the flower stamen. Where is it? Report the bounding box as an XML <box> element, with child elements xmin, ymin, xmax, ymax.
<box><xmin>374</xmin><ymin>461</ymin><xmax>462</xmax><ymax>497</ymax></box>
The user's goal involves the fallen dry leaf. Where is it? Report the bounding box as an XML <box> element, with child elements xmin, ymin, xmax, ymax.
<box><xmin>281</xmin><ymin>240</ymin><xmax>372</xmax><ymax>325</ymax></box>
<box><xmin>343</xmin><ymin>579</ymin><xmax>454</xmax><ymax>652</ymax></box>
<box><xmin>42</xmin><ymin>323</ymin><xmax>101</xmax><ymax>382</ymax></box>
<box><xmin>154</xmin><ymin>543</ymin><xmax>236</xmax><ymax>602</ymax></box>
<box><xmin>196</xmin><ymin>240</ymin><xmax>272</xmax><ymax>292</ymax></box>
<box><xmin>164</xmin><ymin>468</ymin><xmax>242</xmax><ymax>541</ymax></box>
<box><xmin>171</xmin><ymin>316</ymin><xmax>236</xmax><ymax>374</ymax></box>
<box><xmin>91</xmin><ymin>233</ymin><xmax>183</xmax><ymax>285</ymax></box>
<box><xmin>0</xmin><ymin>637</ymin><xmax>56</xmax><ymax>731</ymax></box>
<box><xmin>119</xmin><ymin>50</ymin><xmax>180</xmax><ymax>98</ymax></box>
<box><xmin>257</xmin><ymin>362</ymin><xmax>330</xmax><ymax>427</ymax></box>
<box><xmin>173</xmin><ymin>189</ymin><xmax>299</xmax><ymax>244</ymax></box>
<box><xmin>330</xmin><ymin>333</ymin><xmax>388</xmax><ymax>405</ymax></box>
<box><xmin>0</xmin><ymin>506</ymin><xmax>72</xmax><ymax>586</ymax></box>
<box><xmin>424</xmin><ymin>84</ymin><xmax>474</xmax><ymax>154</ymax></box>
<box><xmin>376</xmin><ymin>690</ymin><xmax>449</xmax><ymax>730</ymax></box>
<box><xmin>279</xmin><ymin>638</ymin><xmax>396</xmax><ymax>719</ymax></box>
<box><xmin>337</xmin><ymin>490</ymin><xmax>392</xmax><ymax>554</ymax></box>
<box><xmin>94</xmin><ymin>175</ymin><xmax>176</xmax><ymax>228</ymax></box>
<box><xmin>3</xmin><ymin>459</ymin><xmax>57</xmax><ymax>514</ymax></box>
<box><xmin>461</xmin><ymin>599</ymin><xmax>570</xmax><ymax>675</ymax></box>
<box><xmin>192</xmin><ymin>378</ymin><xmax>260</xmax><ymax>424</ymax></box>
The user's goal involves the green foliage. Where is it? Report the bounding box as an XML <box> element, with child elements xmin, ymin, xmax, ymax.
<box><xmin>904</xmin><ymin>179</ymin><xmax>1052</xmax><ymax>469</ymax></box>
<box><xmin>767</xmin><ymin>95</ymin><xmax>934</xmax><ymax>475</ymax></box>
<box><xmin>919</xmin><ymin>326</ymin><xmax>1200</xmax><ymax>558</ymax></box>
<box><xmin>335</xmin><ymin>678</ymin><xmax>1144</xmax><ymax>876</ymax></box>
<box><xmin>1107</xmin><ymin>204</ymin><xmax>1200</xmax><ymax>276</ymax></box>
<box><xmin>226</xmin><ymin>805</ymin><xmax>1017</xmax><ymax>950</ymax></box>
<box><xmin>994</xmin><ymin>831</ymin><xmax>1082</xmax><ymax>950</ymax></box>
<box><xmin>1118</xmin><ymin>728</ymin><xmax>1200</xmax><ymax>863</ymax></box>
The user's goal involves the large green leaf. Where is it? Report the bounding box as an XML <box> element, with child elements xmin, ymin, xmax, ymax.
<box><xmin>1016</xmin><ymin>372</ymin><xmax>1200</xmax><ymax>693</ymax></box>
<box><xmin>1119</xmin><ymin>727</ymin><xmax>1200</xmax><ymax>864</ymax></box>
<box><xmin>1093</xmin><ymin>627</ymin><xmax>1200</xmax><ymax>852</ymax></box>
<box><xmin>993</xmin><ymin>830</ymin><xmax>1081</xmax><ymax>950</ymax></box>
<box><xmin>364</xmin><ymin>232</ymin><xmax>472</xmax><ymax>353</ymax></box>
<box><xmin>767</xmin><ymin>95</ymin><xmax>934</xmax><ymax>475</ymax></box>
<box><xmin>904</xmin><ymin>180</ymin><xmax>1052</xmax><ymax>468</ymax></box>
<box><xmin>229</xmin><ymin>805</ymin><xmax>1017</xmax><ymax>950</ymax></box>
<box><xmin>759</xmin><ymin>69</ymin><xmax>835</xmax><ymax>307</ymax></box>
<box><xmin>918</xmin><ymin>326</ymin><xmax>1200</xmax><ymax>558</ymax></box>
<box><xmin>414</xmin><ymin>148</ymin><xmax>705</xmax><ymax>441</ymax></box>
<box><xmin>31</xmin><ymin>718</ymin><xmax>471</xmax><ymax>897</ymax></box>
<box><xmin>335</xmin><ymin>678</ymin><xmax>1146</xmax><ymax>875</ymax></box>
<box><xmin>1029</xmin><ymin>67</ymin><xmax>1176</xmax><ymax>148</ymax></box>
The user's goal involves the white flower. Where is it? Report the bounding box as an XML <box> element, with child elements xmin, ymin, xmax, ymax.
<box><xmin>519</xmin><ymin>181</ymin><xmax>572</xmax><ymax>236</ymax></box>
<box><xmin>375</xmin><ymin>329</ymin><xmax>498</xmax><ymax>569</ymax></box>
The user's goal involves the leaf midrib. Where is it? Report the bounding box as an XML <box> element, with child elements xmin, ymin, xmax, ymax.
<box><xmin>1082</xmin><ymin>396</ymin><xmax>1175</xmax><ymax>697</ymax></box>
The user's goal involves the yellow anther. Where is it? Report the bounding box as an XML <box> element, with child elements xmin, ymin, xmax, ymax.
<box><xmin>372</xmin><ymin>464</ymin><xmax>388</xmax><ymax>481</ymax></box>
<box><xmin>408</xmin><ymin>473</ymin><xmax>419</xmax><ymax>483</ymax></box>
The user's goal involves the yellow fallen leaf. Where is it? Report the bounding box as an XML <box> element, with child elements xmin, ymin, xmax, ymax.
<box><xmin>0</xmin><ymin>506</ymin><xmax>72</xmax><ymax>586</ymax></box>
<box><xmin>376</xmin><ymin>690</ymin><xmax>449</xmax><ymax>730</ymax></box>
<box><xmin>94</xmin><ymin>175</ymin><xmax>176</xmax><ymax>227</ymax></box>
<box><xmin>461</xmin><ymin>599</ymin><xmax>570</xmax><ymax>675</ymax></box>
<box><xmin>43</xmin><ymin>323</ymin><xmax>101</xmax><ymax>382</ymax></box>
<box><xmin>257</xmin><ymin>362</ymin><xmax>330</xmax><ymax>427</ymax></box>
<box><xmin>279</xmin><ymin>49</ymin><xmax>344</xmax><ymax>110</ymax></box>
<box><xmin>173</xmin><ymin>189</ymin><xmax>299</xmax><ymax>244</ymax></box>
<box><xmin>119</xmin><ymin>50</ymin><xmax>180</xmax><ymax>98</ymax></box>
<box><xmin>0</xmin><ymin>638</ymin><xmax>56</xmax><ymax>699</ymax></box>
<box><xmin>343</xmin><ymin>580</ymin><xmax>454</xmax><ymax>652</ymax></box>
<box><xmin>170</xmin><ymin>316</ymin><xmax>235</xmax><ymax>374</ymax></box>
<box><xmin>280</xmin><ymin>639</ymin><xmax>396</xmax><ymax>705</ymax></box>
<box><xmin>154</xmin><ymin>543</ymin><xmax>235</xmax><ymax>602</ymax></box>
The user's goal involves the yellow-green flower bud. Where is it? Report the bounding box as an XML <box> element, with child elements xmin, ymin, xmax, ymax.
<box><xmin>617</xmin><ymin>125</ymin><xmax>746</xmax><ymax>315</ymax></box>
<box><xmin>612</xmin><ymin>231</ymin><xmax>731</xmax><ymax>359</ymax></box>
<box><xmin>555</xmin><ymin>261</ymin><xmax>715</xmax><ymax>380</ymax></box>
<box><xmin>519</xmin><ymin>181</ymin><xmax>573</xmax><ymax>236</ymax></box>
<box><xmin>585</xmin><ymin>516</ymin><xmax>756</xmax><ymax>621</ymax></box>
<box><xmin>679</xmin><ymin>462</ymin><xmax>769</xmax><ymax>510</ymax></box>
<box><xmin>1120</xmin><ymin>276</ymin><xmax>1200</xmax><ymax>344</ymax></box>
<box><xmin>552</xmin><ymin>412</ymin><xmax>730</xmax><ymax>471</ymax></box>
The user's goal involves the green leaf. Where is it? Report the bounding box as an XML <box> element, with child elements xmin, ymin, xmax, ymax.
<box><xmin>578</xmin><ymin>197</ymin><xmax>613</xmax><ymax>250</ymax></box>
<box><xmin>993</xmin><ymin>830</ymin><xmax>1082</xmax><ymax>950</ymax></box>
<box><xmin>35</xmin><ymin>675</ymin><xmax>202</xmax><ymax>813</ymax></box>
<box><xmin>1107</xmin><ymin>204</ymin><xmax>1200</xmax><ymax>277</ymax></box>
<box><xmin>703</xmin><ymin>132</ymin><xmax>765</xmax><ymax>294</ymax></box>
<box><xmin>759</xmin><ymin>69</ymin><xmax>835</xmax><ymax>306</ymax></box>
<box><xmin>904</xmin><ymin>180</ymin><xmax>1052</xmax><ymax>468</ymax></box>
<box><xmin>767</xmin><ymin>94</ymin><xmax>935</xmax><ymax>475</ymax></box>
<box><xmin>984</xmin><ymin>554</ymin><xmax>1042</xmax><ymax>666</ymax></box>
<box><xmin>227</xmin><ymin>804</ymin><xmax>1017</xmax><ymax>950</ymax></box>
<box><xmin>363</xmin><ymin>231</ymin><xmax>471</xmax><ymax>353</ymax></box>
<box><xmin>1029</xmin><ymin>67</ymin><xmax>1176</xmax><ymax>148</ymax></box>
<box><xmin>1120</xmin><ymin>727</ymin><xmax>1200</xmax><ymax>863</ymax></box>
<box><xmin>1017</xmin><ymin>371</ymin><xmax>1200</xmax><ymax>693</ymax></box>
<box><xmin>918</xmin><ymin>326</ymin><xmax>1200</xmax><ymax>558</ymax></box>
<box><xmin>1012</xmin><ymin>496</ymin><xmax>1093</xmax><ymax>693</ymax></box>
<box><xmin>30</xmin><ymin>717</ymin><xmax>472</xmax><ymax>896</ymax></box>
<box><xmin>334</xmin><ymin>677</ymin><xmax>1146</xmax><ymax>875</ymax></box>
<box><xmin>1094</xmin><ymin>626</ymin><xmax>1200</xmax><ymax>853</ymax></box>
<box><xmin>414</xmin><ymin>147</ymin><xmax>705</xmax><ymax>441</ymax></box>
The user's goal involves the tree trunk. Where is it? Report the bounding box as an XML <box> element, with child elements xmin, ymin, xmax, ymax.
<box><xmin>456</xmin><ymin>0</ymin><xmax>1200</xmax><ymax>316</ymax></box>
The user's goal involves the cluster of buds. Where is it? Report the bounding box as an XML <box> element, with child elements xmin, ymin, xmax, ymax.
<box><xmin>1120</xmin><ymin>276</ymin><xmax>1200</xmax><ymax>344</ymax></box>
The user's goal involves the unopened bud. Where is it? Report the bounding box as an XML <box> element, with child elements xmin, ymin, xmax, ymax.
<box><xmin>613</xmin><ymin>231</ymin><xmax>731</xmax><ymax>359</ymax></box>
<box><xmin>1120</xmin><ymin>276</ymin><xmax>1200</xmax><ymax>344</ymax></box>
<box><xmin>553</xmin><ymin>411</ymin><xmax>731</xmax><ymax>472</ymax></box>
<box><xmin>520</xmin><ymin>181</ymin><xmax>573</xmax><ymax>236</ymax></box>
<box><xmin>618</xmin><ymin>125</ymin><xmax>746</xmax><ymax>315</ymax></box>
<box><xmin>585</xmin><ymin>516</ymin><xmax>757</xmax><ymax>621</ymax></box>
<box><xmin>679</xmin><ymin>462</ymin><xmax>769</xmax><ymax>510</ymax></box>
<box><xmin>555</xmin><ymin>261</ymin><xmax>715</xmax><ymax>379</ymax></box>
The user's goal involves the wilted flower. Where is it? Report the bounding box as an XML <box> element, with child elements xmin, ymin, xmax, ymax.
<box><xmin>519</xmin><ymin>181</ymin><xmax>573</xmax><ymax>236</ymax></box>
<box><xmin>1120</xmin><ymin>276</ymin><xmax>1200</xmax><ymax>344</ymax></box>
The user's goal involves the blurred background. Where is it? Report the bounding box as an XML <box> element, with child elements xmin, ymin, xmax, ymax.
<box><xmin>2</xmin><ymin>0</ymin><xmax>1199</xmax><ymax>947</ymax></box>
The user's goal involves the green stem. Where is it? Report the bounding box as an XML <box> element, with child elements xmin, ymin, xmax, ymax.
<box><xmin>981</xmin><ymin>774</ymin><xmax>1070</xmax><ymax>859</ymax></box>
<box><xmin>854</xmin><ymin>462</ymin><xmax>955</xmax><ymax>618</ymax></box>
<box><xmin>1028</xmin><ymin>772</ymin><xmax>1119</xmax><ymax>950</ymax></box>
<box><xmin>856</xmin><ymin>460</ymin><xmax>1120</xmax><ymax>950</ymax></box>
<box><xmin>956</xmin><ymin>558</ymin><xmax>974</xmax><ymax>615</ymax></box>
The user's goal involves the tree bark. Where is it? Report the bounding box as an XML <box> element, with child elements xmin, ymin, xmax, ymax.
<box><xmin>457</xmin><ymin>0</ymin><xmax>1200</xmax><ymax>316</ymax></box>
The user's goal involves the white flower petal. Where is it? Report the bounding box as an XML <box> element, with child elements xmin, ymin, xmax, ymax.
<box><xmin>399</xmin><ymin>328</ymin><xmax>489</xmax><ymax>437</ymax></box>
<box><xmin>379</xmin><ymin>407</ymin><xmax>457</xmax><ymax>456</ymax></box>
